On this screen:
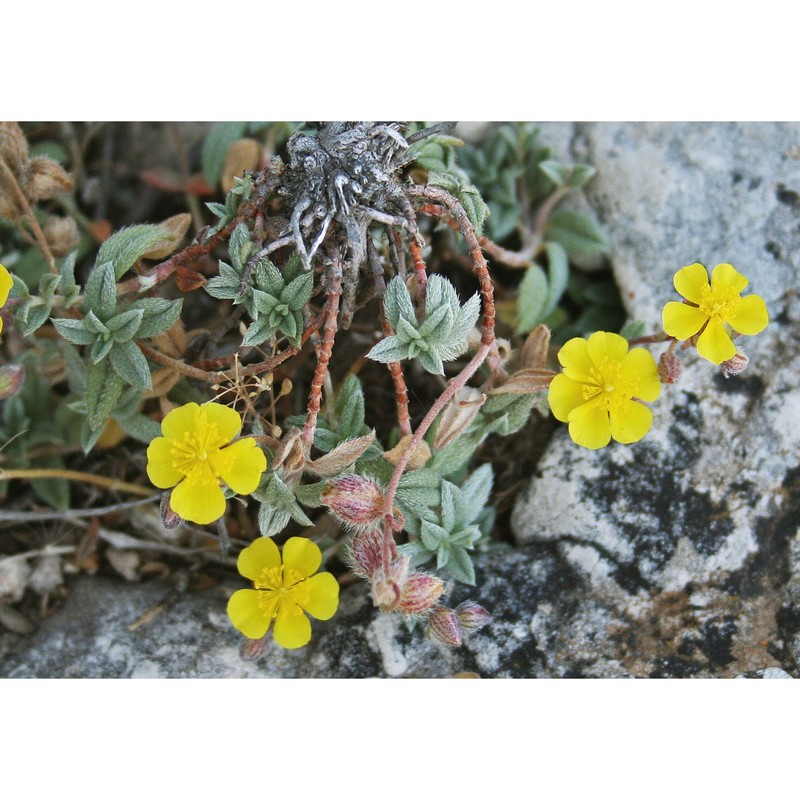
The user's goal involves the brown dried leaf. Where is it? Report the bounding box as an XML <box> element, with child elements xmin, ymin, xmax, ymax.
<box><xmin>433</xmin><ymin>387</ymin><xmax>485</xmax><ymax>450</ymax></box>
<box><xmin>22</xmin><ymin>156</ymin><xmax>73</xmax><ymax>202</ymax></box>
<box><xmin>152</xmin><ymin>318</ymin><xmax>187</xmax><ymax>358</ymax></box>
<box><xmin>488</xmin><ymin>367</ymin><xmax>556</xmax><ymax>396</ymax></box>
<box><xmin>383</xmin><ymin>434</ymin><xmax>432</xmax><ymax>471</ymax></box>
<box><xmin>0</xmin><ymin>364</ymin><xmax>25</xmax><ymax>400</ymax></box>
<box><xmin>0</xmin><ymin>122</ymin><xmax>29</xmax><ymax>175</ymax></box>
<box><xmin>306</xmin><ymin>431</ymin><xmax>377</xmax><ymax>478</ymax></box>
<box><xmin>221</xmin><ymin>139</ymin><xmax>262</xmax><ymax>193</ymax></box>
<box><xmin>520</xmin><ymin>324</ymin><xmax>552</xmax><ymax>371</ymax></box>
<box><xmin>43</xmin><ymin>215</ymin><xmax>80</xmax><ymax>256</ymax></box>
<box><xmin>141</xmin><ymin>213</ymin><xmax>192</xmax><ymax>260</ymax></box>
<box><xmin>175</xmin><ymin>265</ymin><xmax>207</xmax><ymax>292</ymax></box>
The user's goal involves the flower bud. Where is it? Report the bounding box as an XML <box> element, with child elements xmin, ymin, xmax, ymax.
<box><xmin>43</xmin><ymin>215</ymin><xmax>80</xmax><ymax>256</ymax></box>
<box><xmin>433</xmin><ymin>386</ymin><xmax>485</xmax><ymax>449</ymax></box>
<box><xmin>160</xmin><ymin>493</ymin><xmax>183</xmax><ymax>529</ymax></box>
<box><xmin>658</xmin><ymin>350</ymin><xmax>682</xmax><ymax>384</ymax></box>
<box><xmin>427</xmin><ymin>606</ymin><xmax>462</xmax><ymax>647</ymax></box>
<box><xmin>0</xmin><ymin>122</ymin><xmax>29</xmax><ymax>176</ymax></box>
<box><xmin>721</xmin><ymin>350</ymin><xmax>749</xmax><ymax>379</ymax></box>
<box><xmin>455</xmin><ymin>601</ymin><xmax>491</xmax><ymax>632</ymax></box>
<box><xmin>239</xmin><ymin>636</ymin><xmax>269</xmax><ymax>662</ymax></box>
<box><xmin>322</xmin><ymin>474</ymin><xmax>384</xmax><ymax>531</ymax></box>
<box><xmin>370</xmin><ymin>555</ymin><xmax>410</xmax><ymax>611</ymax></box>
<box><xmin>349</xmin><ymin>527</ymin><xmax>384</xmax><ymax>579</ymax></box>
<box><xmin>22</xmin><ymin>156</ymin><xmax>72</xmax><ymax>203</ymax></box>
<box><xmin>396</xmin><ymin>571</ymin><xmax>445</xmax><ymax>616</ymax></box>
<box><xmin>0</xmin><ymin>364</ymin><xmax>25</xmax><ymax>400</ymax></box>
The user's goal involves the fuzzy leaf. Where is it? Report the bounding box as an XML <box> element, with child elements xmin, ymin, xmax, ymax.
<box><xmin>443</xmin><ymin>546</ymin><xmax>476</xmax><ymax>585</ymax></box>
<box><xmin>543</xmin><ymin>241</ymin><xmax>569</xmax><ymax>318</ymax></box>
<box><xmin>306</xmin><ymin>431</ymin><xmax>377</xmax><ymax>477</ymax></box>
<box><xmin>98</xmin><ymin>225</ymin><xmax>174</xmax><ymax>279</ymax></box>
<box><xmin>202</xmin><ymin>122</ymin><xmax>248</xmax><ymax>188</ymax></box>
<box><xmin>84</xmin><ymin>262</ymin><xmax>117</xmax><ymax>319</ymax></box>
<box><xmin>336</xmin><ymin>375</ymin><xmax>366</xmax><ymax>439</ymax></box>
<box><xmin>460</xmin><ymin>464</ymin><xmax>494</xmax><ymax>524</ymax></box>
<box><xmin>516</xmin><ymin>264</ymin><xmax>549</xmax><ymax>335</ymax></box>
<box><xmin>85</xmin><ymin>360</ymin><xmax>124</xmax><ymax>430</ymax></box>
<box><xmin>538</xmin><ymin>159</ymin><xmax>568</xmax><ymax>186</ymax></box>
<box><xmin>253</xmin><ymin>257</ymin><xmax>284</xmax><ymax>296</ymax></box>
<box><xmin>228</xmin><ymin>223</ymin><xmax>253</xmax><ymax>272</ymax></box>
<box><xmin>129</xmin><ymin>297</ymin><xmax>183</xmax><ymax>339</ymax></box>
<box><xmin>620</xmin><ymin>320</ymin><xmax>647</xmax><ymax>340</ymax></box>
<box><xmin>281</xmin><ymin>270</ymin><xmax>314</xmax><ymax>311</ymax></box>
<box><xmin>21</xmin><ymin>304</ymin><xmax>51</xmax><ymax>336</ymax></box>
<box><xmin>107</xmin><ymin>308</ymin><xmax>144</xmax><ymax>343</ymax></box>
<box><xmin>108</xmin><ymin>340</ymin><xmax>152</xmax><ymax>389</ymax></box>
<box><xmin>383</xmin><ymin>276</ymin><xmax>415</xmax><ymax>331</ymax></box>
<box><xmin>52</xmin><ymin>318</ymin><xmax>95</xmax><ymax>346</ymax></box>
<box><xmin>116</xmin><ymin>412</ymin><xmax>161</xmax><ymax>443</ymax></box>
<box><xmin>89</xmin><ymin>336</ymin><xmax>114</xmax><ymax>364</ymax></box>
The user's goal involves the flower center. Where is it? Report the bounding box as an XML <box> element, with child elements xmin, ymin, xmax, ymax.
<box><xmin>254</xmin><ymin>565</ymin><xmax>311</xmax><ymax>616</ymax></box>
<box><xmin>581</xmin><ymin>358</ymin><xmax>636</xmax><ymax>410</ymax></box>
<box><xmin>170</xmin><ymin>416</ymin><xmax>224</xmax><ymax>477</ymax></box>
<box><xmin>699</xmin><ymin>284</ymin><xmax>740</xmax><ymax>322</ymax></box>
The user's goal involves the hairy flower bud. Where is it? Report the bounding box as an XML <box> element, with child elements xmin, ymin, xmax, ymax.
<box><xmin>721</xmin><ymin>350</ymin><xmax>749</xmax><ymax>379</ymax></box>
<box><xmin>22</xmin><ymin>156</ymin><xmax>73</xmax><ymax>203</ymax></box>
<box><xmin>160</xmin><ymin>493</ymin><xmax>183</xmax><ymax>529</ymax></box>
<box><xmin>455</xmin><ymin>601</ymin><xmax>491</xmax><ymax>632</ymax></box>
<box><xmin>397</xmin><ymin>572</ymin><xmax>445</xmax><ymax>616</ymax></box>
<box><xmin>427</xmin><ymin>606</ymin><xmax>463</xmax><ymax>647</ymax></box>
<box><xmin>349</xmin><ymin>527</ymin><xmax>384</xmax><ymax>579</ymax></box>
<box><xmin>43</xmin><ymin>215</ymin><xmax>80</xmax><ymax>256</ymax></box>
<box><xmin>658</xmin><ymin>350</ymin><xmax>682</xmax><ymax>384</ymax></box>
<box><xmin>371</xmin><ymin>555</ymin><xmax>410</xmax><ymax>611</ymax></box>
<box><xmin>0</xmin><ymin>122</ymin><xmax>29</xmax><ymax>175</ymax></box>
<box><xmin>322</xmin><ymin>474</ymin><xmax>384</xmax><ymax>531</ymax></box>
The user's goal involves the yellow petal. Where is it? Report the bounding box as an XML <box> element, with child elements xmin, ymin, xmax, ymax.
<box><xmin>662</xmin><ymin>301</ymin><xmax>708</xmax><ymax>340</ymax></box>
<box><xmin>586</xmin><ymin>331</ymin><xmax>628</xmax><ymax>367</ymax></box>
<box><xmin>227</xmin><ymin>589</ymin><xmax>271</xmax><ymax>639</ymax></box>
<box><xmin>282</xmin><ymin>537</ymin><xmax>322</xmax><ymax>579</ymax></box>
<box><xmin>620</xmin><ymin>348</ymin><xmax>661</xmax><ymax>402</ymax></box>
<box><xmin>609</xmin><ymin>399</ymin><xmax>653</xmax><ymax>444</ymax></box>
<box><xmin>301</xmin><ymin>572</ymin><xmax>340</xmax><ymax>620</ymax></box>
<box><xmin>208</xmin><ymin>438</ymin><xmax>266</xmax><ymax>495</ymax></box>
<box><xmin>548</xmin><ymin>373</ymin><xmax>588</xmax><ymax>422</ymax></box>
<box><xmin>273</xmin><ymin>604</ymin><xmax>312</xmax><ymax>649</ymax></box>
<box><xmin>0</xmin><ymin>317</ymin><xmax>4</xmax><ymax>334</ymax></box>
<box><xmin>145</xmin><ymin>437</ymin><xmax>183</xmax><ymax>488</ymax></box>
<box><xmin>696</xmin><ymin>319</ymin><xmax>735</xmax><ymax>364</ymax></box>
<box><xmin>728</xmin><ymin>294</ymin><xmax>769</xmax><ymax>335</ymax></box>
<box><xmin>237</xmin><ymin>536</ymin><xmax>281</xmax><ymax>582</ymax></box>
<box><xmin>0</xmin><ymin>264</ymin><xmax>12</xmax><ymax>306</ymax></box>
<box><xmin>673</xmin><ymin>262</ymin><xmax>709</xmax><ymax>304</ymax></box>
<box><xmin>557</xmin><ymin>337</ymin><xmax>594</xmax><ymax>382</ymax></box>
<box><xmin>567</xmin><ymin>399</ymin><xmax>611</xmax><ymax>450</ymax></box>
<box><xmin>169</xmin><ymin>471</ymin><xmax>226</xmax><ymax>524</ymax></box>
<box><xmin>711</xmin><ymin>262</ymin><xmax>748</xmax><ymax>294</ymax></box>
<box><xmin>199</xmin><ymin>402</ymin><xmax>243</xmax><ymax>445</ymax></box>
<box><xmin>160</xmin><ymin>402</ymin><xmax>202</xmax><ymax>440</ymax></box>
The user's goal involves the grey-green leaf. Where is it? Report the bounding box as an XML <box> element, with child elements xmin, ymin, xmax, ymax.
<box><xmin>544</xmin><ymin>209</ymin><xmax>610</xmax><ymax>257</ymax></box>
<box><xmin>516</xmin><ymin>264</ymin><xmax>549</xmax><ymax>335</ymax></box>
<box><xmin>85</xmin><ymin>262</ymin><xmax>117</xmax><ymax>319</ymax></box>
<box><xmin>98</xmin><ymin>225</ymin><xmax>173</xmax><ymax>280</ymax></box>
<box><xmin>108</xmin><ymin>340</ymin><xmax>152</xmax><ymax>390</ymax></box>
<box><xmin>52</xmin><ymin>318</ymin><xmax>95</xmax><ymax>346</ymax></box>
<box><xmin>107</xmin><ymin>308</ymin><xmax>144</xmax><ymax>343</ymax></box>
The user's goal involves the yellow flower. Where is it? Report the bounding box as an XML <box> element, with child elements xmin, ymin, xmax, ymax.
<box><xmin>146</xmin><ymin>402</ymin><xmax>266</xmax><ymax>524</ymax></box>
<box><xmin>227</xmin><ymin>536</ymin><xmax>340</xmax><ymax>649</ymax></box>
<box><xmin>662</xmin><ymin>262</ymin><xmax>769</xmax><ymax>365</ymax></box>
<box><xmin>548</xmin><ymin>331</ymin><xmax>661</xmax><ymax>450</ymax></box>
<box><xmin>0</xmin><ymin>263</ymin><xmax>13</xmax><ymax>335</ymax></box>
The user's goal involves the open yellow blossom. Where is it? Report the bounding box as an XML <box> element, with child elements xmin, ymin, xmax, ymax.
<box><xmin>662</xmin><ymin>262</ymin><xmax>769</xmax><ymax>365</ymax></box>
<box><xmin>146</xmin><ymin>402</ymin><xmax>266</xmax><ymax>524</ymax></box>
<box><xmin>227</xmin><ymin>536</ymin><xmax>340</xmax><ymax>649</ymax></box>
<box><xmin>0</xmin><ymin>263</ymin><xmax>13</xmax><ymax>334</ymax></box>
<box><xmin>548</xmin><ymin>331</ymin><xmax>661</xmax><ymax>450</ymax></box>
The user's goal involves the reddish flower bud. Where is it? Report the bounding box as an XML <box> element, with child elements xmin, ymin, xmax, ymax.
<box><xmin>658</xmin><ymin>350</ymin><xmax>682</xmax><ymax>384</ymax></box>
<box><xmin>371</xmin><ymin>555</ymin><xmax>410</xmax><ymax>612</ymax></box>
<box><xmin>456</xmin><ymin>601</ymin><xmax>491</xmax><ymax>632</ymax></box>
<box><xmin>239</xmin><ymin>636</ymin><xmax>269</xmax><ymax>662</ymax></box>
<box><xmin>721</xmin><ymin>350</ymin><xmax>749</xmax><ymax>379</ymax></box>
<box><xmin>160</xmin><ymin>493</ymin><xmax>183</xmax><ymax>529</ymax></box>
<box><xmin>349</xmin><ymin>527</ymin><xmax>384</xmax><ymax>580</ymax></box>
<box><xmin>427</xmin><ymin>606</ymin><xmax>463</xmax><ymax>647</ymax></box>
<box><xmin>397</xmin><ymin>572</ymin><xmax>445</xmax><ymax>616</ymax></box>
<box><xmin>322</xmin><ymin>474</ymin><xmax>384</xmax><ymax>531</ymax></box>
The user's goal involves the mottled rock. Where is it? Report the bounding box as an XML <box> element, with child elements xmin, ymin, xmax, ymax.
<box><xmin>512</xmin><ymin>122</ymin><xmax>800</xmax><ymax>677</ymax></box>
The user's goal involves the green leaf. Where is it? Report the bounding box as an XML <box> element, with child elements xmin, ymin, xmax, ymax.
<box><xmin>383</xmin><ymin>275</ymin><xmax>415</xmax><ymax>331</ymax></box>
<box><xmin>543</xmin><ymin>241</ymin><xmax>569</xmax><ymax>317</ymax></box>
<box><xmin>461</xmin><ymin>464</ymin><xmax>494</xmax><ymax>523</ymax></box>
<box><xmin>85</xmin><ymin>360</ymin><xmax>124</xmax><ymax>430</ymax></box>
<box><xmin>129</xmin><ymin>297</ymin><xmax>183</xmax><ymax>338</ymax></box>
<box><xmin>30</xmin><ymin>456</ymin><xmax>70</xmax><ymax>510</ymax></box>
<box><xmin>242</xmin><ymin>317</ymin><xmax>277</xmax><ymax>347</ymax></box>
<box><xmin>58</xmin><ymin>251</ymin><xmax>78</xmax><ymax>292</ymax></box>
<box><xmin>89</xmin><ymin>336</ymin><xmax>114</xmax><ymax>364</ymax></box>
<box><xmin>620</xmin><ymin>320</ymin><xmax>647</xmax><ymax>340</ymax></box>
<box><xmin>336</xmin><ymin>375</ymin><xmax>366</xmax><ymax>439</ymax></box>
<box><xmin>544</xmin><ymin>210</ymin><xmax>610</xmax><ymax>257</ymax></box>
<box><xmin>567</xmin><ymin>164</ymin><xmax>596</xmax><ymax>189</ymax></box>
<box><xmin>108</xmin><ymin>340</ymin><xmax>152</xmax><ymax>390</ymax></box>
<box><xmin>516</xmin><ymin>264</ymin><xmax>549</xmax><ymax>334</ymax></box>
<box><xmin>281</xmin><ymin>271</ymin><xmax>314</xmax><ymax>310</ymax></box>
<box><xmin>52</xmin><ymin>318</ymin><xmax>95</xmax><ymax>346</ymax></box>
<box><xmin>22</xmin><ymin>304</ymin><xmax>52</xmax><ymax>336</ymax></box>
<box><xmin>80</xmin><ymin>419</ymin><xmax>104</xmax><ymax>454</ymax></box>
<box><xmin>107</xmin><ymin>308</ymin><xmax>144</xmax><ymax>343</ymax></box>
<box><xmin>202</xmin><ymin>122</ymin><xmax>248</xmax><ymax>188</ymax></box>
<box><xmin>538</xmin><ymin>159</ymin><xmax>567</xmax><ymax>186</ymax></box>
<box><xmin>116</xmin><ymin>412</ymin><xmax>161</xmax><ymax>443</ymax></box>
<box><xmin>253</xmin><ymin>256</ymin><xmax>284</xmax><ymax>296</ymax></box>
<box><xmin>444</xmin><ymin>546</ymin><xmax>476</xmax><ymax>585</ymax></box>
<box><xmin>97</xmin><ymin>225</ymin><xmax>173</xmax><ymax>279</ymax></box>
<box><xmin>85</xmin><ymin>261</ymin><xmax>117</xmax><ymax>319</ymax></box>
<box><xmin>228</xmin><ymin>223</ymin><xmax>253</xmax><ymax>271</ymax></box>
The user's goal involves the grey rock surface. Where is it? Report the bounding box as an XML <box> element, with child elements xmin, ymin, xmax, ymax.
<box><xmin>512</xmin><ymin>122</ymin><xmax>800</xmax><ymax>677</ymax></box>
